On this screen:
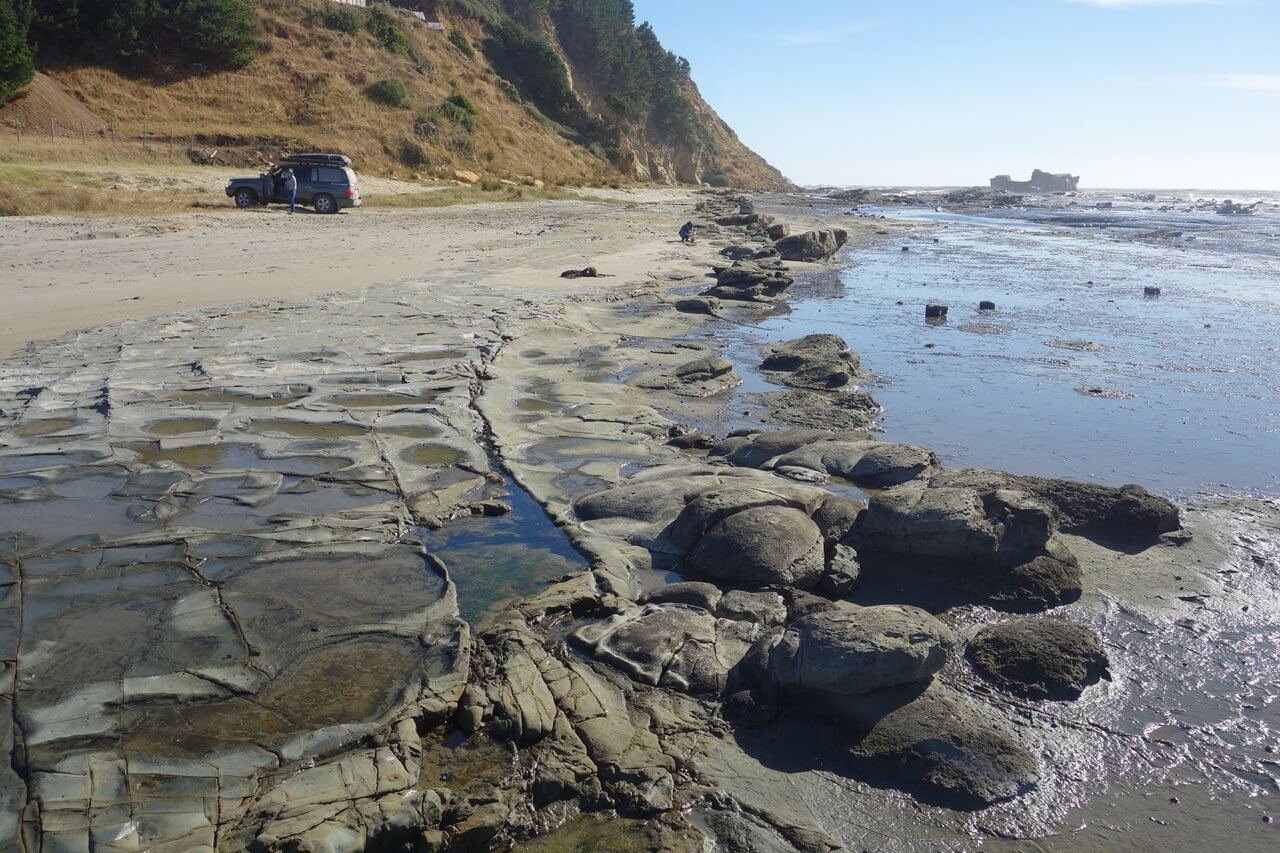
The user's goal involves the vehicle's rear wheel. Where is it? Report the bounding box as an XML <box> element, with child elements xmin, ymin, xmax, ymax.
<box><xmin>314</xmin><ymin>194</ymin><xmax>337</xmax><ymax>215</ymax></box>
<box><xmin>234</xmin><ymin>188</ymin><xmax>258</xmax><ymax>208</ymax></box>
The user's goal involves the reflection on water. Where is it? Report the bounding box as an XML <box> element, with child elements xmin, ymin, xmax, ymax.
<box><xmin>740</xmin><ymin>211</ymin><xmax>1280</xmax><ymax>499</ymax></box>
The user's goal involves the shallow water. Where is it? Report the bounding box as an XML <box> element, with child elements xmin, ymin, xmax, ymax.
<box><xmin>737</xmin><ymin>206</ymin><xmax>1280</xmax><ymax>499</ymax></box>
<box><xmin>418</xmin><ymin>477</ymin><xmax>588</xmax><ymax>625</ymax></box>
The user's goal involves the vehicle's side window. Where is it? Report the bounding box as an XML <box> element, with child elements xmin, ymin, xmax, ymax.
<box><xmin>317</xmin><ymin>167</ymin><xmax>345</xmax><ymax>183</ymax></box>
<box><xmin>293</xmin><ymin>167</ymin><xmax>316</xmax><ymax>182</ymax></box>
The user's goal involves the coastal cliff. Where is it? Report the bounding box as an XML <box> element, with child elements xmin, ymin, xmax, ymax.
<box><xmin>2</xmin><ymin>0</ymin><xmax>789</xmax><ymax>188</ymax></box>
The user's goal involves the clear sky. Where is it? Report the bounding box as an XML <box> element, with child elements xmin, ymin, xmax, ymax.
<box><xmin>631</xmin><ymin>0</ymin><xmax>1280</xmax><ymax>190</ymax></box>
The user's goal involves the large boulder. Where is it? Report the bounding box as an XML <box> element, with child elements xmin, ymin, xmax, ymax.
<box><xmin>843</xmin><ymin>681</ymin><xmax>1040</xmax><ymax>807</ymax></box>
<box><xmin>857</xmin><ymin>486</ymin><xmax>1053</xmax><ymax>563</ymax></box>
<box><xmin>769</xmin><ymin>603</ymin><xmax>954</xmax><ymax>696</ymax></box>
<box><xmin>760</xmin><ymin>334</ymin><xmax>862</xmax><ymax>390</ymax></box>
<box><xmin>931</xmin><ymin>469</ymin><xmax>1180</xmax><ymax>547</ymax></box>
<box><xmin>685</xmin><ymin>504</ymin><xmax>827</xmax><ymax>589</ymax></box>
<box><xmin>774</xmin><ymin>229</ymin><xmax>849</xmax><ymax>262</ymax></box>
<box><xmin>967</xmin><ymin>619</ymin><xmax>1109</xmax><ymax>700</ymax></box>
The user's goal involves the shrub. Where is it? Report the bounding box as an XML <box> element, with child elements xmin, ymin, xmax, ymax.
<box><xmin>448</xmin><ymin>27</ymin><xmax>473</xmax><ymax>58</ymax></box>
<box><xmin>437</xmin><ymin>94</ymin><xmax>476</xmax><ymax>133</ymax></box>
<box><xmin>413</xmin><ymin>115</ymin><xmax>440</xmax><ymax>139</ymax></box>
<box><xmin>323</xmin><ymin>5</ymin><xmax>362</xmax><ymax>35</ymax></box>
<box><xmin>365</xmin><ymin>5</ymin><xmax>409</xmax><ymax>56</ymax></box>
<box><xmin>398</xmin><ymin>138</ymin><xmax>429</xmax><ymax>168</ymax></box>
<box><xmin>0</xmin><ymin>0</ymin><xmax>35</xmax><ymax>103</ymax></box>
<box><xmin>367</xmin><ymin>78</ymin><xmax>408</xmax><ymax>108</ymax></box>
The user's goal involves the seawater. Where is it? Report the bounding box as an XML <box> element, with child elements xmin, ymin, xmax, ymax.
<box><xmin>738</xmin><ymin>194</ymin><xmax>1280</xmax><ymax>499</ymax></box>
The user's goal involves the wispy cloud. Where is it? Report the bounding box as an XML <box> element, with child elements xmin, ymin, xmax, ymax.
<box><xmin>1063</xmin><ymin>0</ymin><xmax>1244</xmax><ymax>7</ymax></box>
<box><xmin>776</xmin><ymin>23</ymin><xmax>878</xmax><ymax>46</ymax></box>
<box><xmin>1202</xmin><ymin>73</ymin><xmax>1280</xmax><ymax>92</ymax></box>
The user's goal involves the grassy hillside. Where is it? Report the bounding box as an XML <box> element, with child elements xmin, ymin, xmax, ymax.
<box><xmin>1</xmin><ymin>0</ymin><xmax>789</xmax><ymax>190</ymax></box>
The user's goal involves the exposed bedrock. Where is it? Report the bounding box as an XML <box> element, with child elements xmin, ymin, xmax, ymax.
<box><xmin>709</xmin><ymin>428</ymin><xmax>940</xmax><ymax>488</ymax></box>
<box><xmin>930</xmin><ymin>468</ymin><xmax>1181</xmax><ymax>548</ymax></box>
<box><xmin>774</xmin><ymin>229</ymin><xmax>849</xmax><ymax>262</ymax></box>
<box><xmin>760</xmin><ymin>333</ymin><xmax>863</xmax><ymax>391</ymax></box>
<box><xmin>851</xmin><ymin>482</ymin><xmax>1083</xmax><ymax>611</ymax></box>
<box><xmin>967</xmin><ymin>618</ymin><xmax>1110</xmax><ymax>701</ymax></box>
<box><xmin>628</xmin><ymin>354</ymin><xmax>741</xmax><ymax>398</ymax></box>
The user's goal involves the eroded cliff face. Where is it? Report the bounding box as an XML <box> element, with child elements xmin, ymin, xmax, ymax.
<box><xmin>522</xmin><ymin>3</ymin><xmax>791</xmax><ymax>190</ymax></box>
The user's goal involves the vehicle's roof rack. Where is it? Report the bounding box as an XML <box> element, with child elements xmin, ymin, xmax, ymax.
<box><xmin>281</xmin><ymin>153</ymin><xmax>353</xmax><ymax>166</ymax></box>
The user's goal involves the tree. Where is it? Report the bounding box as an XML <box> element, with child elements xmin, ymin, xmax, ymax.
<box><xmin>0</xmin><ymin>0</ymin><xmax>35</xmax><ymax>103</ymax></box>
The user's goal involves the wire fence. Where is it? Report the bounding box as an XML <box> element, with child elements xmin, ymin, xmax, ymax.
<box><xmin>7</xmin><ymin>117</ymin><xmax>214</xmax><ymax>161</ymax></box>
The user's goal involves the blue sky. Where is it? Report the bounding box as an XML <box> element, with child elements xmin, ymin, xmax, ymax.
<box><xmin>632</xmin><ymin>0</ymin><xmax>1280</xmax><ymax>189</ymax></box>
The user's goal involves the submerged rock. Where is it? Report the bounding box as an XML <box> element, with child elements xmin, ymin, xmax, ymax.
<box><xmin>968</xmin><ymin>619</ymin><xmax>1109</xmax><ymax>700</ymax></box>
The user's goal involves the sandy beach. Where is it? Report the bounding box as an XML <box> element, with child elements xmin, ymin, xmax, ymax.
<box><xmin>0</xmin><ymin>188</ymin><xmax>717</xmax><ymax>357</ymax></box>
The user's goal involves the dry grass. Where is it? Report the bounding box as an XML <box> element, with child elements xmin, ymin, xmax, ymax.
<box><xmin>25</xmin><ymin>0</ymin><xmax>618</xmax><ymax>186</ymax></box>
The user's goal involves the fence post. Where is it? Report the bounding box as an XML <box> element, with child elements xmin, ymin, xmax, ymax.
<box><xmin>111</xmin><ymin>123</ymin><xmax>117</xmax><ymax>145</ymax></box>
<box><xmin>13</xmin><ymin>120</ymin><xmax>21</xmax><ymax>143</ymax></box>
<box><xmin>81</xmin><ymin>122</ymin><xmax>86</xmax><ymax>144</ymax></box>
<box><xmin>169</xmin><ymin>135</ymin><xmax>174</xmax><ymax>158</ymax></box>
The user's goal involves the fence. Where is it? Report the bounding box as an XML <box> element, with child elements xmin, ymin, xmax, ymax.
<box><xmin>7</xmin><ymin>118</ymin><xmax>258</xmax><ymax>167</ymax></box>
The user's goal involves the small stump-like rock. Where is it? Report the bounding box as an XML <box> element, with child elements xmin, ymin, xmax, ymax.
<box><xmin>979</xmin><ymin>300</ymin><xmax>996</xmax><ymax>311</ymax></box>
<box><xmin>925</xmin><ymin>304</ymin><xmax>948</xmax><ymax>318</ymax></box>
<box><xmin>968</xmin><ymin>619</ymin><xmax>1109</xmax><ymax>700</ymax></box>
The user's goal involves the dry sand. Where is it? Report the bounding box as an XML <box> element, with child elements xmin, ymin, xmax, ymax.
<box><xmin>0</xmin><ymin>187</ymin><xmax>711</xmax><ymax>357</ymax></box>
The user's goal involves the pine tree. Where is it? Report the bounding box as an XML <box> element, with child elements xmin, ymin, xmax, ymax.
<box><xmin>0</xmin><ymin>0</ymin><xmax>35</xmax><ymax>103</ymax></box>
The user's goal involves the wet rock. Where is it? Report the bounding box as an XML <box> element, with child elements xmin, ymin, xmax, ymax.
<box><xmin>1144</xmin><ymin>286</ymin><xmax>1161</xmax><ymax>297</ymax></box>
<box><xmin>925</xmin><ymin>304</ymin><xmax>948</xmax><ymax>318</ymax></box>
<box><xmin>843</xmin><ymin>681</ymin><xmax>1040</xmax><ymax>807</ymax></box>
<box><xmin>572</xmin><ymin>604</ymin><xmax>731</xmax><ymax>694</ymax></box>
<box><xmin>752</xmin><ymin>389</ymin><xmax>883</xmax><ymax>432</ymax></box>
<box><xmin>701</xmin><ymin>260</ymin><xmax>795</xmax><ymax>303</ymax></box>
<box><xmin>931</xmin><ymin>469</ymin><xmax>1180</xmax><ymax>547</ymax></box>
<box><xmin>768</xmin><ymin>603</ymin><xmax>954</xmax><ymax>696</ymax></box>
<box><xmin>968</xmin><ymin>619</ymin><xmax>1109</xmax><ymax>700</ymax></box>
<box><xmin>991</xmin><ymin>539</ymin><xmax>1083</xmax><ymax>610</ymax></box>
<box><xmin>629</xmin><ymin>356</ymin><xmax>740</xmax><ymax>398</ymax></box>
<box><xmin>760</xmin><ymin>334</ymin><xmax>861</xmax><ymax>390</ymax></box>
<box><xmin>858</xmin><ymin>486</ymin><xmax>1053</xmax><ymax>562</ymax></box>
<box><xmin>667</xmin><ymin>430</ymin><xmax>718</xmax><ymax>450</ymax></box>
<box><xmin>684</xmin><ymin>504</ymin><xmax>827</xmax><ymax>589</ymax></box>
<box><xmin>979</xmin><ymin>300</ymin><xmax>996</xmax><ymax>311</ymax></box>
<box><xmin>710</xmin><ymin>429</ymin><xmax>937</xmax><ymax>488</ymax></box>
<box><xmin>643</xmin><ymin>581</ymin><xmax>722</xmax><ymax>611</ymax></box>
<box><xmin>674</xmin><ymin>296</ymin><xmax>722</xmax><ymax>315</ymax></box>
<box><xmin>775</xmin><ymin>229</ymin><xmax>849</xmax><ymax>262</ymax></box>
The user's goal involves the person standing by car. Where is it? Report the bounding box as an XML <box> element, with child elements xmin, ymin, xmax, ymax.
<box><xmin>282</xmin><ymin>168</ymin><xmax>298</xmax><ymax>214</ymax></box>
